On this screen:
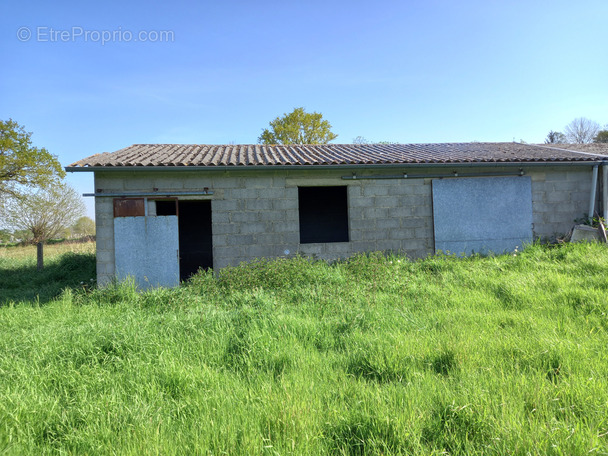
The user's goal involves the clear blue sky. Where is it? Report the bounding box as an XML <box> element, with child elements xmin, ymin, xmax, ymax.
<box><xmin>1</xmin><ymin>0</ymin><xmax>607</xmax><ymax>218</ymax></box>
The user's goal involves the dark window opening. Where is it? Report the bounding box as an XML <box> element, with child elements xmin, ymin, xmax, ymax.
<box><xmin>155</xmin><ymin>199</ymin><xmax>178</xmax><ymax>216</ymax></box>
<box><xmin>177</xmin><ymin>200</ymin><xmax>213</xmax><ymax>281</ymax></box>
<box><xmin>298</xmin><ymin>186</ymin><xmax>349</xmax><ymax>243</ymax></box>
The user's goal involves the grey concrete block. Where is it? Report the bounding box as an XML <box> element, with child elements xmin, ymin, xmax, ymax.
<box><xmin>349</xmin><ymin>229</ymin><xmax>364</xmax><ymax>241</ymax></box>
<box><xmin>363</xmin><ymin>185</ymin><xmax>390</xmax><ymax>197</ymax></box>
<box><xmin>231</xmin><ymin>234</ymin><xmax>256</xmax><ymax>245</ymax></box>
<box><xmin>259</xmin><ymin>188</ymin><xmax>285</xmax><ymax>199</ymax></box>
<box><xmin>213</xmin><ymin>199</ymin><xmax>240</xmax><ymax>211</ymax></box>
<box><xmin>256</xmin><ymin>233</ymin><xmax>284</xmax><ymax>245</ymax></box>
<box><xmin>213</xmin><ymin>235</ymin><xmax>230</xmax><ymax>247</ymax></box>
<box><xmin>246</xmin><ymin>199</ymin><xmax>273</xmax><ymax>210</ymax></box>
<box><xmin>211</xmin><ymin>212</ymin><xmax>230</xmax><ymax>224</ymax></box>
<box><xmin>240</xmin><ymin>222</ymin><xmax>269</xmax><ymax>235</ymax></box>
<box><xmin>407</xmin><ymin>248</ymin><xmax>430</xmax><ymax>259</ymax></box>
<box><xmin>207</xmin><ymin>176</ymin><xmax>242</xmax><ymax>189</ymax></box>
<box><xmin>273</xmin><ymin>199</ymin><xmax>298</xmax><ymax>210</ymax></box>
<box><xmin>230</xmin><ymin>188</ymin><xmax>258</xmax><ymax>199</ymax></box>
<box><xmin>231</xmin><ymin>211</ymin><xmax>260</xmax><ymax>223</ymax></box>
<box><xmin>545</xmin><ymin>211</ymin><xmax>574</xmax><ymax>224</ymax></box>
<box><xmin>531</xmin><ymin>191</ymin><xmax>545</xmax><ymax>203</ymax></box>
<box><xmin>350</xmin><ymin>196</ymin><xmax>375</xmax><ymax>208</ymax></box>
<box><xmin>351</xmin><ymin>241</ymin><xmax>378</xmax><ymax>252</ymax></box>
<box><xmin>412</xmin><ymin>205</ymin><xmax>432</xmax><ymax>217</ymax></box>
<box><xmin>363</xmin><ymin>207</ymin><xmax>388</xmax><ymax>219</ymax></box>
<box><xmin>530</xmin><ymin>172</ymin><xmax>546</xmax><ymax>182</ymax></box>
<box><xmin>389</xmin><ymin>206</ymin><xmax>413</xmax><ymax>218</ymax></box>
<box><xmin>388</xmin><ymin>182</ymin><xmax>416</xmax><ymax>195</ymax></box>
<box><xmin>567</xmin><ymin>170</ymin><xmax>591</xmax><ymax>182</ymax></box>
<box><xmin>404</xmin><ymin>239</ymin><xmax>428</xmax><ymax>250</ymax></box>
<box><xmin>324</xmin><ymin>242</ymin><xmax>352</xmax><ymax>254</ymax></box>
<box><xmin>570</xmin><ymin>225</ymin><xmax>600</xmax><ymax>242</ymax></box>
<box><xmin>246</xmin><ymin>177</ymin><xmax>274</xmax><ymax>189</ymax></box>
<box><xmin>412</xmin><ymin>183</ymin><xmax>431</xmax><ymax>195</ymax></box>
<box><xmin>214</xmin><ymin>245</ymin><xmax>245</xmax><ymax>259</ymax></box>
<box><xmin>261</xmin><ymin>211</ymin><xmax>286</xmax><ymax>222</ymax></box>
<box><xmin>552</xmin><ymin>181</ymin><xmax>583</xmax><ymax>192</ymax></box>
<box><xmin>389</xmin><ymin>228</ymin><xmax>414</xmax><ymax>240</ymax></box>
<box><xmin>350</xmin><ymin>219</ymin><xmax>374</xmax><ymax>230</ymax></box>
<box><xmin>97</xmin><ymin>262</ymin><xmax>114</xmax><ymax>275</ymax></box>
<box><xmin>404</xmin><ymin>194</ymin><xmax>428</xmax><ymax>206</ymax></box>
<box><xmin>283</xmin><ymin>233</ymin><xmax>300</xmax><ymax>245</ymax></box>
<box><xmin>360</xmin><ymin>229</ymin><xmax>388</xmax><ymax>240</ymax></box>
<box><xmin>97</xmin><ymin>251</ymin><xmax>113</xmax><ymax>263</ymax></box>
<box><xmin>376</xmin><ymin>218</ymin><xmax>401</xmax><ymax>229</ymax></box>
<box><xmin>244</xmin><ymin>244</ymin><xmax>272</xmax><ymax>258</ymax></box>
<box><xmin>213</xmin><ymin>223</ymin><xmax>240</xmax><ymax>235</ymax></box>
<box><xmin>414</xmin><ymin>227</ymin><xmax>432</xmax><ymax>239</ymax></box>
<box><xmin>545</xmin><ymin>171</ymin><xmax>569</xmax><ymax>182</ymax></box>
<box><xmin>272</xmin><ymin>176</ymin><xmax>287</xmax><ymax>187</ymax></box>
<box><xmin>532</xmin><ymin>201</ymin><xmax>558</xmax><ymax>213</ymax></box>
<box><xmin>571</xmin><ymin>191</ymin><xmax>590</xmax><ymax>202</ymax></box>
<box><xmin>298</xmin><ymin>244</ymin><xmax>325</xmax><ymax>255</ymax></box>
<box><xmin>348</xmin><ymin>207</ymin><xmax>365</xmax><ymax>220</ymax></box>
<box><xmin>273</xmin><ymin>221</ymin><xmax>299</xmax><ymax>233</ymax></box>
<box><xmin>377</xmin><ymin>240</ymin><xmax>402</xmax><ymax>252</ymax></box>
<box><xmin>348</xmin><ymin>185</ymin><xmax>363</xmax><ymax>197</ymax></box>
<box><xmin>285</xmin><ymin>209</ymin><xmax>299</xmax><ymax>221</ymax></box>
<box><xmin>545</xmin><ymin>191</ymin><xmax>567</xmax><ymax>203</ymax></box>
<box><xmin>401</xmin><ymin>217</ymin><xmax>428</xmax><ymax>228</ymax></box>
<box><xmin>374</xmin><ymin>196</ymin><xmax>401</xmax><ymax>208</ymax></box>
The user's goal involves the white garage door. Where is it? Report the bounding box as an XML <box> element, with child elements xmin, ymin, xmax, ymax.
<box><xmin>432</xmin><ymin>176</ymin><xmax>533</xmax><ymax>255</ymax></box>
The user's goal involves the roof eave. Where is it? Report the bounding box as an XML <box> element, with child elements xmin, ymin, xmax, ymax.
<box><xmin>65</xmin><ymin>160</ymin><xmax>607</xmax><ymax>173</ymax></box>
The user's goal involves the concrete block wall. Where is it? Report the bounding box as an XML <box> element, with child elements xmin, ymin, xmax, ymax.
<box><xmin>93</xmin><ymin>165</ymin><xmax>596</xmax><ymax>285</ymax></box>
<box><xmin>530</xmin><ymin>166</ymin><xmax>594</xmax><ymax>240</ymax></box>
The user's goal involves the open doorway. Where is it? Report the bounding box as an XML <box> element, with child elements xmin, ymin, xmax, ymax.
<box><xmin>157</xmin><ymin>199</ymin><xmax>213</xmax><ymax>281</ymax></box>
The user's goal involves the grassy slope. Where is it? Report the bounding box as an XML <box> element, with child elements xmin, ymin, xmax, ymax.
<box><xmin>0</xmin><ymin>243</ymin><xmax>607</xmax><ymax>454</ymax></box>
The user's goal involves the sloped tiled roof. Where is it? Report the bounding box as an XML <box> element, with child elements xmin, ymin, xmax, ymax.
<box><xmin>68</xmin><ymin>142</ymin><xmax>608</xmax><ymax>169</ymax></box>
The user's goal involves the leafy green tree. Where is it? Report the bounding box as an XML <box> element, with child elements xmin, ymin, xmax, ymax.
<box><xmin>71</xmin><ymin>216</ymin><xmax>96</xmax><ymax>238</ymax></box>
<box><xmin>593</xmin><ymin>130</ymin><xmax>608</xmax><ymax>143</ymax></box>
<box><xmin>0</xmin><ymin>119</ymin><xmax>65</xmax><ymax>198</ymax></box>
<box><xmin>544</xmin><ymin>130</ymin><xmax>566</xmax><ymax>144</ymax></box>
<box><xmin>11</xmin><ymin>229</ymin><xmax>32</xmax><ymax>243</ymax></box>
<box><xmin>258</xmin><ymin>108</ymin><xmax>338</xmax><ymax>145</ymax></box>
<box><xmin>3</xmin><ymin>182</ymin><xmax>85</xmax><ymax>244</ymax></box>
<box><xmin>0</xmin><ymin>229</ymin><xmax>12</xmax><ymax>244</ymax></box>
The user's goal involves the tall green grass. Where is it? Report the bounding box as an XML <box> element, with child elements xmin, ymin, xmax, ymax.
<box><xmin>0</xmin><ymin>243</ymin><xmax>607</xmax><ymax>454</ymax></box>
<box><xmin>0</xmin><ymin>242</ymin><xmax>96</xmax><ymax>304</ymax></box>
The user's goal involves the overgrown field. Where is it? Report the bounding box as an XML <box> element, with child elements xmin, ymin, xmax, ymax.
<box><xmin>1</xmin><ymin>243</ymin><xmax>607</xmax><ymax>454</ymax></box>
<box><xmin>0</xmin><ymin>241</ymin><xmax>96</xmax><ymax>304</ymax></box>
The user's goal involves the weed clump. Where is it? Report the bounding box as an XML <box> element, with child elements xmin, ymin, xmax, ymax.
<box><xmin>421</xmin><ymin>402</ymin><xmax>490</xmax><ymax>454</ymax></box>
<box><xmin>325</xmin><ymin>410</ymin><xmax>404</xmax><ymax>455</ymax></box>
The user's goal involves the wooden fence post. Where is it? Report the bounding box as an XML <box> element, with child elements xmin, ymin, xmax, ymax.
<box><xmin>37</xmin><ymin>242</ymin><xmax>43</xmax><ymax>271</ymax></box>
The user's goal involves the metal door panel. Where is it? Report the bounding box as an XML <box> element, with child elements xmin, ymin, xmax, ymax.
<box><xmin>432</xmin><ymin>176</ymin><xmax>533</xmax><ymax>255</ymax></box>
<box><xmin>114</xmin><ymin>216</ymin><xmax>179</xmax><ymax>288</ymax></box>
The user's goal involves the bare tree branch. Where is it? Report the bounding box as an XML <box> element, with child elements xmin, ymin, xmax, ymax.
<box><xmin>3</xmin><ymin>183</ymin><xmax>85</xmax><ymax>243</ymax></box>
<box><xmin>564</xmin><ymin>117</ymin><xmax>600</xmax><ymax>144</ymax></box>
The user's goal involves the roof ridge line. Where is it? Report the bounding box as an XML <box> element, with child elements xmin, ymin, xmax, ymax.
<box><xmin>535</xmin><ymin>143</ymin><xmax>608</xmax><ymax>158</ymax></box>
